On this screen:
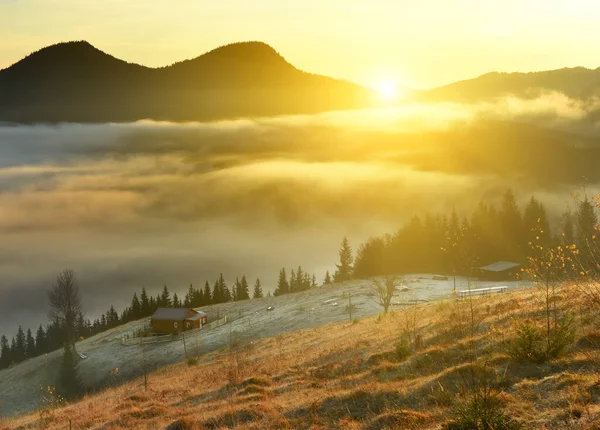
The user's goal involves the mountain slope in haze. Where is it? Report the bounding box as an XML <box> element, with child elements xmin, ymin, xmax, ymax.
<box><xmin>0</xmin><ymin>41</ymin><xmax>374</xmax><ymax>123</ymax></box>
<box><xmin>418</xmin><ymin>66</ymin><xmax>600</xmax><ymax>102</ymax></box>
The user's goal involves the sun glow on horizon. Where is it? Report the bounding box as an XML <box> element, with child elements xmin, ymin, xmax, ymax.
<box><xmin>374</xmin><ymin>79</ymin><xmax>401</xmax><ymax>102</ymax></box>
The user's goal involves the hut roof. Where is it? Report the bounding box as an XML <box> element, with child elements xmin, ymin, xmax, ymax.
<box><xmin>480</xmin><ymin>261</ymin><xmax>520</xmax><ymax>272</ymax></box>
<box><xmin>151</xmin><ymin>308</ymin><xmax>196</xmax><ymax>321</ymax></box>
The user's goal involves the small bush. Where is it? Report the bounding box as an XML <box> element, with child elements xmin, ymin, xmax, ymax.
<box><xmin>507</xmin><ymin>320</ymin><xmax>547</xmax><ymax>363</ymax></box>
<box><xmin>187</xmin><ymin>357</ymin><xmax>198</xmax><ymax>366</ymax></box>
<box><xmin>447</xmin><ymin>391</ymin><xmax>522</xmax><ymax>430</ymax></box>
<box><xmin>507</xmin><ymin>316</ymin><xmax>576</xmax><ymax>363</ymax></box>
<box><xmin>395</xmin><ymin>336</ymin><xmax>412</xmax><ymax>361</ymax></box>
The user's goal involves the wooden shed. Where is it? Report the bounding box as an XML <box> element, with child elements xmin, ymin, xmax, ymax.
<box><xmin>151</xmin><ymin>308</ymin><xmax>208</xmax><ymax>334</ymax></box>
<box><xmin>479</xmin><ymin>261</ymin><xmax>521</xmax><ymax>281</ymax></box>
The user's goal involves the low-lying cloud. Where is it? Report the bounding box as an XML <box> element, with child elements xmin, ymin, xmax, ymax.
<box><xmin>1</xmin><ymin>94</ymin><xmax>599</xmax><ymax>336</ymax></box>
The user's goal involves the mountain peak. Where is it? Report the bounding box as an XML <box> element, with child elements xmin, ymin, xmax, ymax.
<box><xmin>203</xmin><ymin>41</ymin><xmax>285</xmax><ymax>62</ymax></box>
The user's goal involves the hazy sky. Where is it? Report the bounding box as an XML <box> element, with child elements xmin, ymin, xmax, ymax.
<box><xmin>1</xmin><ymin>0</ymin><xmax>599</xmax><ymax>89</ymax></box>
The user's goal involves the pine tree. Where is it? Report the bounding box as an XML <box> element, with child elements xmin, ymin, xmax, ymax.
<box><xmin>334</xmin><ymin>237</ymin><xmax>354</xmax><ymax>282</ymax></box>
<box><xmin>289</xmin><ymin>269</ymin><xmax>297</xmax><ymax>292</ymax></box>
<box><xmin>238</xmin><ymin>275</ymin><xmax>250</xmax><ymax>300</ymax></box>
<box><xmin>576</xmin><ymin>197</ymin><xmax>599</xmax><ymax>273</ymax></box>
<box><xmin>561</xmin><ymin>209</ymin><xmax>575</xmax><ymax>246</ymax></box>
<box><xmin>184</xmin><ymin>284</ymin><xmax>194</xmax><ymax>307</ymax></box>
<box><xmin>25</xmin><ymin>328</ymin><xmax>36</xmax><ymax>359</ymax></box>
<box><xmin>253</xmin><ymin>278</ymin><xmax>264</xmax><ymax>298</ymax></box>
<box><xmin>76</xmin><ymin>312</ymin><xmax>86</xmax><ymax>338</ymax></box>
<box><xmin>203</xmin><ymin>281</ymin><xmax>212</xmax><ymax>305</ymax></box>
<box><xmin>296</xmin><ymin>267</ymin><xmax>304</xmax><ymax>291</ymax></box>
<box><xmin>148</xmin><ymin>295</ymin><xmax>156</xmax><ymax>313</ymax></box>
<box><xmin>232</xmin><ymin>277</ymin><xmax>240</xmax><ymax>301</ymax></box>
<box><xmin>172</xmin><ymin>293</ymin><xmax>181</xmax><ymax>308</ymax></box>
<box><xmin>58</xmin><ymin>344</ymin><xmax>84</xmax><ymax>399</ymax></box>
<box><xmin>499</xmin><ymin>189</ymin><xmax>525</xmax><ymax>262</ymax></box>
<box><xmin>219</xmin><ymin>274</ymin><xmax>232</xmax><ymax>302</ymax></box>
<box><xmin>275</xmin><ymin>268</ymin><xmax>289</xmax><ymax>296</ymax></box>
<box><xmin>140</xmin><ymin>287</ymin><xmax>150</xmax><ymax>316</ymax></box>
<box><xmin>0</xmin><ymin>335</ymin><xmax>11</xmax><ymax>369</ymax></box>
<box><xmin>311</xmin><ymin>274</ymin><xmax>318</xmax><ymax>289</ymax></box>
<box><xmin>324</xmin><ymin>270</ymin><xmax>332</xmax><ymax>285</ymax></box>
<box><xmin>161</xmin><ymin>285</ymin><xmax>172</xmax><ymax>307</ymax></box>
<box><xmin>523</xmin><ymin>197</ymin><xmax>552</xmax><ymax>259</ymax></box>
<box><xmin>14</xmin><ymin>326</ymin><xmax>26</xmax><ymax>363</ymax></box>
<box><xmin>212</xmin><ymin>278</ymin><xmax>221</xmax><ymax>304</ymax></box>
<box><xmin>35</xmin><ymin>325</ymin><xmax>46</xmax><ymax>355</ymax></box>
<box><xmin>130</xmin><ymin>292</ymin><xmax>141</xmax><ymax>319</ymax></box>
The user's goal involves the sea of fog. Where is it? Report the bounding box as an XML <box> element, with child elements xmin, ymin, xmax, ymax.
<box><xmin>1</xmin><ymin>96</ymin><xmax>599</xmax><ymax>336</ymax></box>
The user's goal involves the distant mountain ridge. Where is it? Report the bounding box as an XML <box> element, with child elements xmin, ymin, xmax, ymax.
<box><xmin>419</xmin><ymin>66</ymin><xmax>600</xmax><ymax>102</ymax></box>
<box><xmin>0</xmin><ymin>41</ymin><xmax>374</xmax><ymax>123</ymax></box>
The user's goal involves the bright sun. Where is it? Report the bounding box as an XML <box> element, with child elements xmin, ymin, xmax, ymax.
<box><xmin>376</xmin><ymin>80</ymin><xmax>399</xmax><ymax>101</ymax></box>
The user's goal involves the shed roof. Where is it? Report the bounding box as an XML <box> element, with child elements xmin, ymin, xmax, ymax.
<box><xmin>151</xmin><ymin>307</ymin><xmax>196</xmax><ymax>321</ymax></box>
<box><xmin>185</xmin><ymin>311</ymin><xmax>207</xmax><ymax>321</ymax></box>
<box><xmin>480</xmin><ymin>261</ymin><xmax>521</xmax><ymax>272</ymax></box>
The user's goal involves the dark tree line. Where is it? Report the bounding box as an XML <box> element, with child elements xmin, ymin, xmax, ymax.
<box><xmin>351</xmin><ymin>191</ymin><xmax>599</xmax><ymax>280</ymax></box>
<box><xmin>274</xmin><ymin>266</ymin><xmax>319</xmax><ymax>296</ymax></box>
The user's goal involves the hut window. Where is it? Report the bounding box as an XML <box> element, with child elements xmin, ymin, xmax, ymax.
<box><xmin>173</xmin><ymin>322</ymin><xmax>178</xmax><ymax>329</ymax></box>
<box><xmin>186</xmin><ymin>322</ymin><xmax>191</xmax><ymax>329</ymax></box>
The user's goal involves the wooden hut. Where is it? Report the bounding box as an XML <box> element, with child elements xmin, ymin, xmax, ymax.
<box><xmin>150</xmin><ymin>308</ymin><xmax>208</xmax><ymax>334</ymax></box>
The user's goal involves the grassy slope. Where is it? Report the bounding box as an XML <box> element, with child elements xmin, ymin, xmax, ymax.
<box><xmin>0</xmin><ymin>275</ymin><xmax>519</xmax><ymax>418</ymax></box>
<box><xmin>3</xmin><ymin>284</ymin><xmax>600</xmax><ymax>429</ymax></box>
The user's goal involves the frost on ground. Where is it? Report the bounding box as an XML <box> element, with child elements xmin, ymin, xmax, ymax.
<box><xmin>0</xmin><ymin>275</ymin><xmax>526</xmax><ymax>417</ymax></box>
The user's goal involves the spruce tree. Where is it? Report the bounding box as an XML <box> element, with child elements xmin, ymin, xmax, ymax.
<box><xmin>35</xmin><ymin>325</ymin><xmax>46</xmax><ymax>355</ymax></box>
<box><xmin>212</xmin><ymin>279</ymin><xmax>221</xmax><ymax>304</ymax></box>
<box><xmin>184</xmin><ymin>284</ymin><xmax>194</xmax><ymax>307</ymax></box>
<box><xmin>324</xmin><ymin>270</ymin><xmax>332</xmax><ymax>285</ymax></box>
<box><xmin>561</xmin><ymin>209</ymin><xmax>575</xmax><ymax>246</ymax></box>
<box><xmin>58</xmin><ymin>344</ymin><xmax>84</xmax><ymax>399</ymax></box>
<box><xmin>25</xmin><ymin>328</ymin><xmax>36</xmax><ymax>359</ymax></box>
<box><xmin>232</xmin><ymin>277</ymin><xmax>240</xmax><ymax>301</ymax></box>
<box><xmin>172</xmin><ymin>293</ymin><xmax>181</xmax><ymax>308</ymax></box>
<box><xmin>203</xmin><ymin>281</ymin><xmax>212</xmax><ymax>305</ymax></box>
<box><xmin>0</xmin><ymin>335</ymin><xmax>11</xmax><ymax>369</ymax></box>
<box><xmin>576</xmin><ymin>197</ymin><xmax>599</xmax><ymax>273</ymax></box>
<box><xmin>14</xmin><ymin>326</ymin><xmax>26</xmax><ymax>363</ymax></box>
<box><xmin>160</xmin><ymin>285</ymin><xmax>172</xmax><ymax>307</ymax></box>
<box><xmin>499</xmin><ymin>189</ymin><xmax>525</xmax><ymax>262</ymax></box>
<box><xmin>219</xmin><ymin>274</ymin><xmax>232</xmax><ymax>302</ymax></box>
<box><xmin>253</xmin><ymin>278</ymin><xmax>264</xmax><ymax>298</ymax></box>
<box><xmin>76</xmin><ymin>312</ymin><xmax>86</xmax><ymax>338</ymax></box>
<box><xmin>311</xmin><ymin>274</ymin><xmax>318</xmax><ymax>289</ymax></box>
<box><xmin>334</xmin><ymin>237</ymin><xmax>354</xmax><ymax>282</ymax></box>
<box><xmin>130</xmin><ymin>292</ymin><xmax>141</xmax><ymax>319</ymax></box>
<box><xmin>239</xmin><ymin>275</ymin><xmax>250</xmax><ymax>300</ymax></box>
<box><xmin>275</xmin><ymin>268</ymin><xmax>289</xmax><ymax>296</ymax></box>
<box><xmin>289</xmin><ymin>269</ymin><xmax>297</xmax><ymax>292</ymax></box>
<box><xmin>140</xmin><ymin>287</ymin><xmax>150</xmax><ymax>316</ymax></box>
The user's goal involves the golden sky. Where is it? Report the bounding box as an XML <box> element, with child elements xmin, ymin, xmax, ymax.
<box><xmin>1</xmin><ymin>0</ymin><xmax>599</xmax><ymax>89</ymax></box>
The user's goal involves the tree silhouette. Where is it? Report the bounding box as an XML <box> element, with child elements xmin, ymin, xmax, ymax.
<box><xmin>334</xmin><ymin>237</ymin><xmax>353</xmax><ymax>282</ymax></box>
<box><xmin>274</xmin><ymin>268</ymin><xmax>289</xmax><ymax>296</ymax></box>
<box><xmin>25</xmin><ymin>328</ymin><xmax>36</xmax><ymax>359</ymax></box>
<box><xmin>253</xmin><ymin>278</ymin><xmax>264</xmax><ymax>298</ymax></box>
<box><xmin>58</xmin><ymin>344</ymin><xmax>84</xmax><ymax>399</ymax></box>
<box><xmin>0</xmin><ymin>335</ymin><xmax>11</xmax><ymax>369</ymax></box>
<box><xmin>47</xmin><ymin>269</ymin><xmax>82</xmax><ymax>348</ymax></box>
